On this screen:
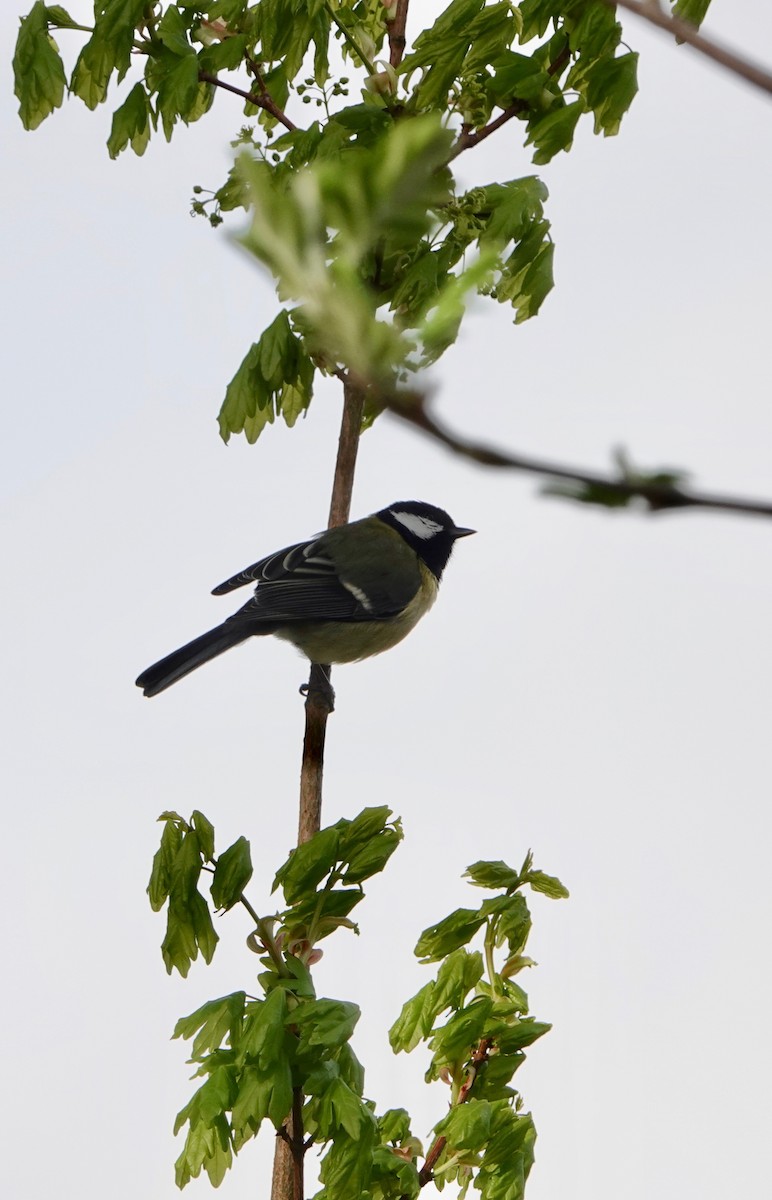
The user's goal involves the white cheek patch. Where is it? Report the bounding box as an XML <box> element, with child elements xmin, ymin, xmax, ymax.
<box><xmin>390</xmin><ymin>511</ymin><xmax>443</xmax><ymax>540</ymax></box>
<box><xmin>342</xmin><ymin>579</ymin><xmax>374</xmax><ymax>610</ymax></box>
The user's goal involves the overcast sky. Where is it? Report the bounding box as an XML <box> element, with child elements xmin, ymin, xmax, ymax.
<box><xmin>3</xmin><ymin>4</ymin><xmax>772</xmax><ymax>1199</ymax></box>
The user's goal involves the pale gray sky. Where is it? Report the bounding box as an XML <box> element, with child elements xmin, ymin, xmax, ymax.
<box><xmin>2</xmin><ymin>4</ymin><xmax>771</xmax><ymax>1198</ymax></box>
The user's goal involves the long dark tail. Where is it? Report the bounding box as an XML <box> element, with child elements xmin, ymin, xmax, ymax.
<box><xmin>136</xmin><ymin>623</ymin><xmax>253</xmax><ymax>698</ymax></box>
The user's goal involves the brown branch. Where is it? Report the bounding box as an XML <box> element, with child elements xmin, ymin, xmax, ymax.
<box><xmin>389</xmin><ymin>395</ymin><xmax>772</xmax><ymax>520</ymax></box>
<box><xmin>607</xmin><ymin>0</ymin><xmax>772</xmax><ymax>96</ymax></box>
<box><xmin>450</xmin><ymin>42</ymin><xmax>571</xmax><ymax>159</ymax></box>
<box><xmin>198</xmin><ymin>70</ymin><xmax>297</xmax><ymax>132</ymax></box>
<box><xmin>271</xmin><ymin>379</ymin><xmax>365</xmax><ymax>1200</ymax></box>
<box><xmin>387</xmin><ymin>0</ymin><xmax>410</xmax><ymax>68</ymax></box>
<box><xmin>417</xmin><ymin>1039</ymin><xmax>494</xmax><ymax>1189</ymax></box>
<box><xmin>328</xmin><ymin>381</ymin><xmax>366</xmax><ymax>529</ymax></box>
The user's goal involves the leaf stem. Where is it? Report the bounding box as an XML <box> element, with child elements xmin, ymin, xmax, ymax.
<box><xmin>324</xmin><ymin>0</ymin><xmax>378</xmax><ymax>77</ymax></box>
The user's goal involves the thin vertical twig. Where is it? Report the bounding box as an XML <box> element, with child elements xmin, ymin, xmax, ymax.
<box><xmin>270</xmin><ymin>378</ymin><xmax>366</xmax><ymax>1200</ymax></box>
<box><xmin>387</xmin><ymin>0</ymin><xmax>410</xmax><ymax>68</ymax></box>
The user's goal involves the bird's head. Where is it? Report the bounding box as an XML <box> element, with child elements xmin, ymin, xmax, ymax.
<box><xmin>377</xmin><ymin>501</ymin><xmax>475</xmax><ymax>580</ymax></box>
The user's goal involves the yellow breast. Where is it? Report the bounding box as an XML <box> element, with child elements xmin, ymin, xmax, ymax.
<box><xmin>275</xmin><ymin>564</ymin><xmax>439</xmax><ymax>664</ymax></box>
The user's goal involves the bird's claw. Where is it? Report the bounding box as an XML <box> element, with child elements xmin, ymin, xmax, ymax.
<box><xmin>300</xmin><ymin>664</ymin><xmax>335</xmax><ymax>713</ymax></box>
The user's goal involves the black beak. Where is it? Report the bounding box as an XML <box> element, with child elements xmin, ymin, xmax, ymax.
<box><xmin>451</xmin><ymin>526</ymin><xmax>476</xmax><ymax>539</ymax></box>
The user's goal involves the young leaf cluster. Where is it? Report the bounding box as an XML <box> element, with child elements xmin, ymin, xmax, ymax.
<box><xmin>151</xmin><ymin>806</ymin><xmax>415</xmax><ymax>1191</ymax></box>
<box><xmin>220</xmin><ymin>115</ymin><xmax>555</xmax><ymax>438</ymax></box>
<box><xmin>10</xmin><ymin>0</ymin><xmax>670</xmax><ymax>445</ymax></box>
<box><xmin>148</xmin><ymin>808</ymin><xmax>567</xmax><ymax>1197</ymax></box>
<box><xmin>389</xmin><ymin>851</ymin><xmax>569</xmax><ymax>1200</ymax></box>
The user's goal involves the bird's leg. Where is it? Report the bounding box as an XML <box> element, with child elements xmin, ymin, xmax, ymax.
<box><xmin>299</xmin><ymin>662</ymin><xmax>335</xmax><ymax>713</ymax></box>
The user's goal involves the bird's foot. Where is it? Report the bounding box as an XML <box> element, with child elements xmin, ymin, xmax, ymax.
<box><xmin>299</xmin><ymin>663</ymin><xmax>335</xmax><ymax>713</ymax></box>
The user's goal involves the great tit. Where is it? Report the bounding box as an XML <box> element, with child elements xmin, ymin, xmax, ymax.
<box><xmin>136</xmin><ymin>500</ymin><xmax>474</xmax><ymax>697</ymax></box>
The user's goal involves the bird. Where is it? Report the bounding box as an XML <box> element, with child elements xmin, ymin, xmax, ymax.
<box><xmin>135</xmin><ymin>500</ymin><xmax>474</xmax><ymax>698</ymax></box>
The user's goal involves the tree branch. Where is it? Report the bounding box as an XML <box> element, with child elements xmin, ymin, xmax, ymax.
<box><xmin>449</xmin><ymin>43</ymin><xmax>571</xmax><ymax>159</ymax></box>
<box><xmin>416</xmin><ymin>1039</ymin><xmax>494</xmax><ymax>1189</ymax></box>
<box><xmin>387</xmin><ymin>0</ymin><xmax>410</xmax><ymax>68</ymax></box>
<box><xmin>388</xmin><ymin>395</ymin><xmax>772</xmax><ymax>519</ymax></box>
<box><xmin>197</xmin><ymin>70</ymin><xmax>297</xmax><ymax>132</ymax></box>
<box><xmin>271</xmin><ymin>379</ymin><xmax>365</xmax><ymax>1200</ymax></box>
<box><xmin>607</xmin><ymin>0</ymin><xmax>772</xmax><ymax>96</ymax></box>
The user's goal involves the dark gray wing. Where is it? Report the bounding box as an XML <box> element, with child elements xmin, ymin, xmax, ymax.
<box><xmin>214</xmin><ymin>534</ymin><xmax>369</xmax><ymax>627</ymax></box>
<box><xmin>212</xmin><ymin>536</ymin><xmax>336</xmax><ymax>594</ymax></box>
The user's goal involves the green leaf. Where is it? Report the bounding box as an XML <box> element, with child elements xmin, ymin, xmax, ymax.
<box><xmin>156</xmin><ymin>50</ymin><xmax>201</xmax><ymax>128</ymax></box>
<box><xmin>293</xmin><ymin>998</ymin><xmax>360</xmax><ymax>1053</ymax></box>
<box><xmin>173</xmin><ymin>992</ymin><xmax>246</xmax><ymax>1060</ymax></box>
<box><xmin>190</xmin><ymin>810</ymin><xmax>215</xmax><ymax>861</ymax></box>
<box><xmin>161</xmin><ymin>898</ymin><xmax>198</xmax><ymax>976</ymax></box>
<box><xmin>567</xmin><ymin>4</ymin><xmax>622</xmax><ymax>62</ymax></box>
<box><xmin>157</xmin><ymin>4</ymin><xmax>194</xmax><ymax>57</ymax></box>
<box><xmin>231</xmin><ymin>1065</ymin><xmax>271</xmax><ymax>1141</ymax></box>
<box><xmin>190</xmin><ymin>888</ymin><xmax>219</xmax><ymax>963</ymax></box>
<box><xmin>147</xmin><ymin>816</ymin><xmax>183</xmax><ymax>910</ymax></box>
<box><xmin>477</xmin><ymin>176</ymin><xmax>549</xmax><ymax>245</ymax></box>
<box><xmin>389</xmin><ymin>981</ymin><xmax>437</xmax><ymax>1053</ymax></box>
<box><xmin>274</xmin><ymin>825</ymin><xmax>340</xmax><ymax>904</ymax></box>
<box><xmin>496</xmin><ymin>1017</ymin><xmax>551</xmax><ymax>1053</ymax></box>
<box><xmin>525</xmin><ymin>869</ymin><xmax>569</xmax><ymax>899</ymax></box>
<box><xmin>285</xmin><ymin>885</ymin><xmax>363</xmax><ymax>936</ymax></box>
<box><xmin>70</xmin><ymin>0</ymin><xmax>145</xmax><ymax>107</ymax></box>
<box><xmin>432</xmin><ymin>948</ymin><xmax>485</xmax><ymax>1014</ymax></box>
<box><xmin>474</xmin><ymin>1050</ymin><xmax>526</xmax><ymax>1100</ymax></box>
<box><xmin>13</xmin><ymin>1</ymin><xmax>67</xmax><ymax>130</ymax></box>
<box><xmin>435</xmin><ymin>1098</ymin><xmax>494</xmax><ymax>1150</ymax></box>
<box><xmin>402</xmin><ymin>0</ymin><xmax>486</xmax><ymax>109</ymax></box>
<box><xmin>527</xmin><ymin>100</ymin><xmax>583</xmax><ymax>164</ymax></box>
<box><xmin>464</xmin><ymin>1</ymin><xmax>521</xmax><ymax>72</ymax></box>
<box><xmin>71</xmin><ymin>30</ymin><xmax>117</xmax><ymax>109</ymax></box>
<box><xmin>198</xmin><ymin>34</ymin><xmax>249</xmax><ymax>73</ymax></box>
<box><xmin>495</xmin><ymin>225</ymin><xmax>554</xmax><ymax>323</ymax></box>
<box><xmin>393</xmin><ymin>950</ymin><xmax>482</xmax><ymax>1056</ymax></box>
<box><xmin>378</xmin><ymin>1108</ymin><xmax>413</xmax><ymax>1145</ymax></box>
<box><xmin>107</xmin><ymin>82</ymin><xmax>153</xmax><ymax>158</ymax></box>
<box><xmin>317</xmin><ymin>1124</ymin><xmax>377</xmax><ymax>1200</ymax></box>
<box><xmin>45</xmin><ymin>5</ymin><xmax>80</xmax><ymax>29</ymax></box>
<box><xmin>336</xmin><ymin>1042</ymin><xmax>365</xmax><ymax>1096</ymax></box>
<box><xmin>465</xmin><ymin>860</ymin><xmax>521</xmax><ymax>890</ymax></box>
<box><xmin>482</xmin><ymin>892</ymin><xmax>531</xmax><ymax>954</ymax></box>
<box><xmin>429</xmin><ymin>996</ymin><xmax>492</xmax><ymax>1062</ymax></box>
<box><xmin>584</xmin><ymin>52</ymin><xmax>639</xmax><ymax>137</ymax></box>
<box><xmin>212</xmin><ymin>836</ymin><xmax>253</xmax><ymax>910</ymax></box>
<box><xmin>155</xmin><ymin>827</ymin><xmax>219</xmax><ymax>975</ymax></box>
<box><xmin>415</xmin><ymin>246</ymin><xmax>501</xmax><ymax>366</ymax></box>
<box><xmin>672</xmin><ymin>0</ymin><xmax>711</xmax><ymax>28</ymax></box>
<box><xmin>316</xmin><ymin>1076</ymin><xmax>372</xmax><ymax>1140</ymax></box>
<box><xmin>337</xmin><ymin>806</ymin><xmax>393</xmax><ymax>857</ymax></box>
<box><xmin>370</xmin><ymin>1144</ymin><xmax>421</xmax><ymax>1199</ymax></box>
<box><xmin>487</xmin><ymin>51</ymin><xmax>550</xmax><ymax>105</ymax></box>
<box><xmin>415</xmin><ymin>907</ymin><xmax>487</xmax><ymax>963</ymax></box>
<box><xmin>218</xmin><ymin>310</ymin><xmax>315</xmax><ymax>444</ymax></box>
<box><xmin>239</xmin><ymin>988</ymin><xmax>288</xmax><ymax>1066</ymax></box>
<box><xmin>174</xmin><ymin>1116</ymin><xmax>233</xmax><ymax>1189</ymax></box>
<box><xmin>343</xmin><ymin>825</ymin><xmax>402</xmax><ymax>884</ymax></box>
<box><xmin>475</xmin><ymin>1106</ymin><xmax>536</xmax><ymax>1200</ymax></box>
